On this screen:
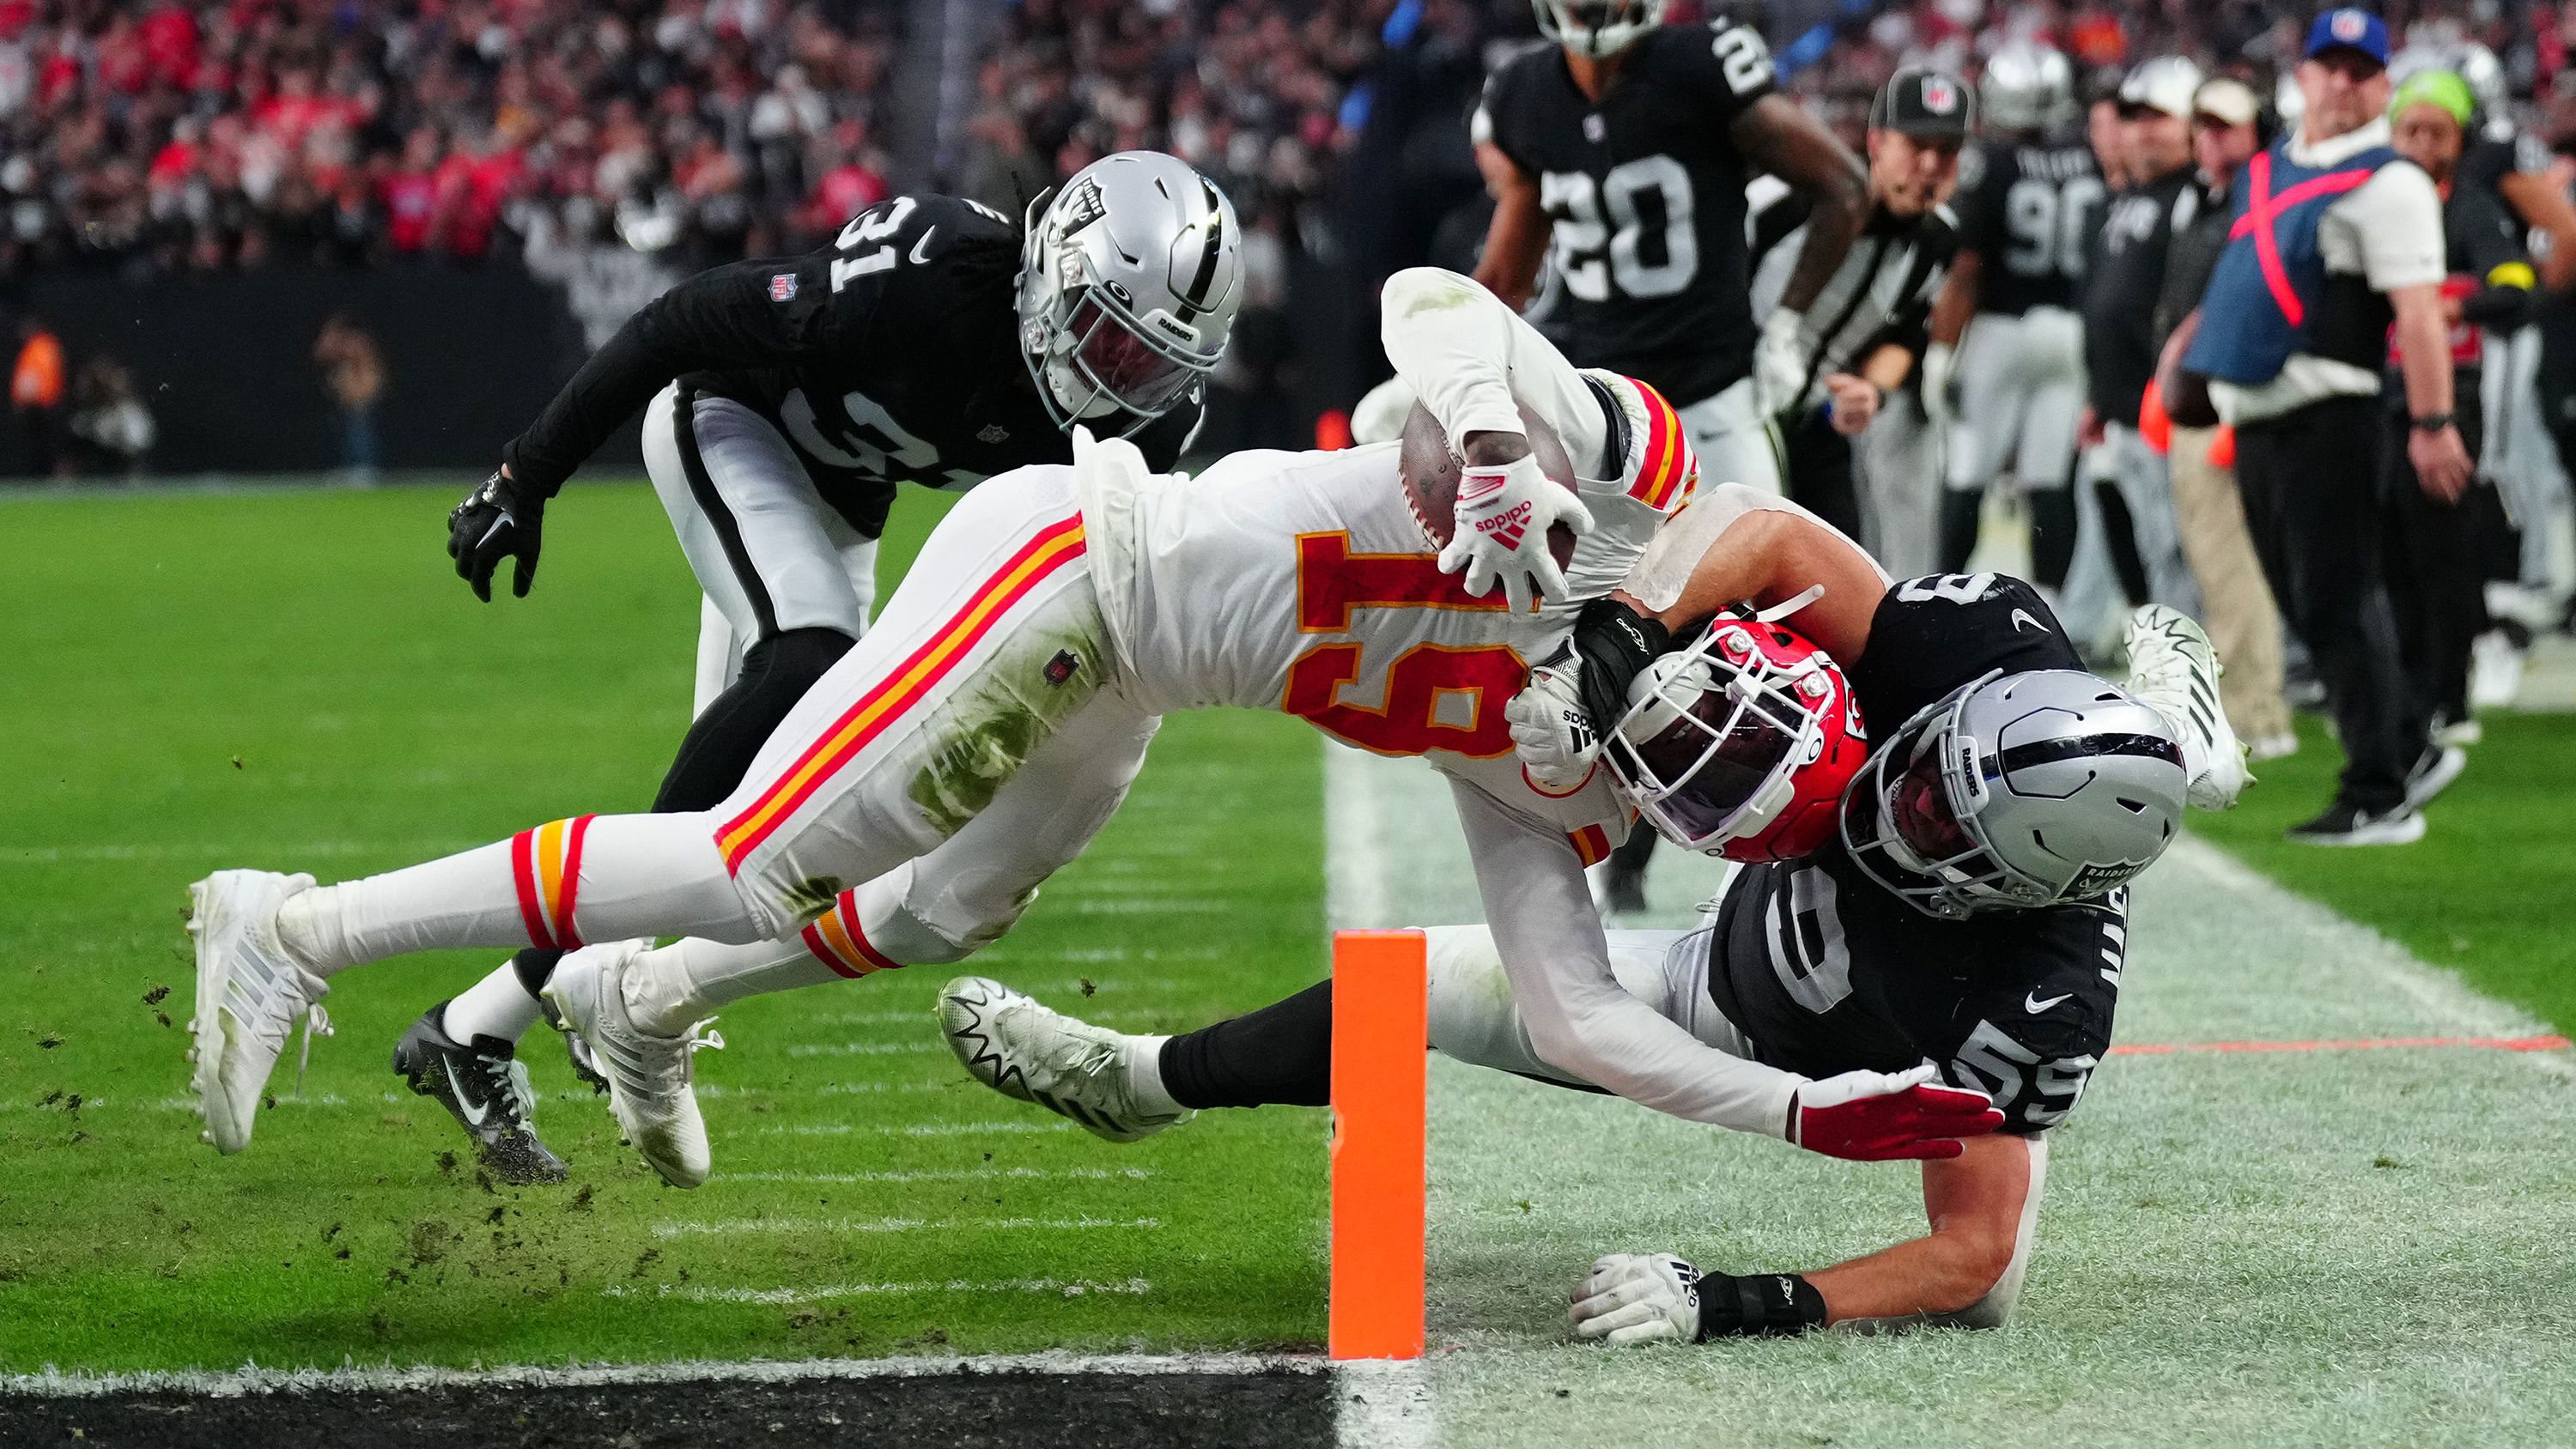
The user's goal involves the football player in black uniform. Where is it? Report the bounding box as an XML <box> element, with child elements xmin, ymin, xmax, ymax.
<box><xmin>1925</xmin><ymin>43</ymin><xmax>2103</xmax><ymax>586</ymax></box>
<box><xmin>1469</xmin><ymin>0</ymin><xmax>1870</xmax><ymax>503</ymax></box>
<box><xmin>396</xmin><ymin>152</ymin><xmax>1241</xmax><ymax>1182</ymax></box>
<box><xmin>936</xmin><ymin>490</ymin><xmax>2238</xmax><ymax>1335</ymax></box>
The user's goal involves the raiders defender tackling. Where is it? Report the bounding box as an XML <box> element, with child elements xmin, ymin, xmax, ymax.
<box><xmin>937</xmin><ymin>510</ymin><xmax>2245</xmax><ymax>1334</ymax></box>
<box><xmin>397</xmin><ymin>152</ymin><xmax>1239</xmax><ymax>1181</ymax></box>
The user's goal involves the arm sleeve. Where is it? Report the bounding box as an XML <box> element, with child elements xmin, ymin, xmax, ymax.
<box><xmin>2339</xmin><ymin>163</ymin><xmax>2448</xmax><ymax>294</ymax></box>
<box><xmin>1380</xmin><ymin>265</ymin><xmax>1609</xmax><ymax>476</ymax></box>
<box><xmin>1449</xmin><ymin>776</ymin><xmax>1805</xmax><ymax>1135</ymax></box>
<box><xmin>502</xmin><ymin>256</ymin><xmax>842</xmax><ymax>494</ymax></box>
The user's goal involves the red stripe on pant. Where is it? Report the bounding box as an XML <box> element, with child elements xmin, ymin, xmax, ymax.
<box><xmin>554</xmin><ymin>814</ymin><xmax>596</xmax><ymax>950</ymax></box>
<box><xmin>836</xmin><ymin>892</ymin><xmax>902</xmax><ymax>973</ymax></box>
<box><xmin>510</xmin><ymin>827</ymin><xmax>556</xmax><ymax>950</ymax></box>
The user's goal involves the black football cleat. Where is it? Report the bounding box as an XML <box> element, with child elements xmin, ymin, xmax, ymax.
<box><xmin>392</xmin><ymin>1002</ymin><xmax>568</xmax><ymax>1185</ymax></box>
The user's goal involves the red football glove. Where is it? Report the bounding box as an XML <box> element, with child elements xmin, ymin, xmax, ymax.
<box><xmin>1790</xmin><ymin>1064</ymin><xmax>2006</xmax><ymax>1161</ymax></box>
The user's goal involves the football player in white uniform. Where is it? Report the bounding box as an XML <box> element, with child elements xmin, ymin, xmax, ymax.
<box><xmin>185</xmin><ymin>266</ymin><xmax>1996</xmax><ymax>1185</ymax></box>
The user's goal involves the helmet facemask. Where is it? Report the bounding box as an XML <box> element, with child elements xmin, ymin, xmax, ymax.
<box><xmin>1532</xmin><ymin>0</ymin><xmax>1668</xmax><ymax>59</ymax></box>
<box><xmin>1605</xmin><ymin>621</ymin><xmax>1843</xmax><ymax>858</ymax></box>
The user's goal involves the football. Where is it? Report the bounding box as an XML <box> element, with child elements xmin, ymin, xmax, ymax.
<box><xmin>1396</xmin><ymin>397</ymin><xmax>1580</xmax><ymax>571</ymax></box>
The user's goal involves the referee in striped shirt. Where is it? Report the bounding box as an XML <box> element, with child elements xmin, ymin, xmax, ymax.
<box><xmin>1745</xmin><ymin>69</ymin><xmax>1970</xmax><ymax>543</ymax></box>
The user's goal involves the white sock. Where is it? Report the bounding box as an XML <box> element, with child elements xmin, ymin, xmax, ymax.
<box><xmin>623</xmin><ymin>934</ymin><xmax>848</xmax><ymax>1036</ymax></box>
<box><xmin>441</xmin><ymin>960</ymin><xmax>544</xmax><ymax>1045</ymax></box>
<box><xmin>276</xmin><ymin>814</ymin><xmax>757</xmax><ymax>977</ymax></box>
<box><xmin>1126</xmin><ymin>1034</ymin><xmax>1180</xmax><ymax>1116</ymax></box>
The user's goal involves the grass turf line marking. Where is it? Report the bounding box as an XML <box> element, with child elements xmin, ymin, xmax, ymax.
<box><xmin>714</xmin><ymin>1167</ymin><xmax>1155</xmax><ymax>1185</ymax></box>
<box><xmin>1336</xmin><ymin>1359</ymin><xmax>1438</xmax><ymax>1449</ymax></box>
<box><xmin>755</xmin><ymin>1119</ymin><xmax>1075</xmax><ymax>1137</ymax></box>
<box><xmin>2111</xmin><ymin>1034</ymin><xmax>2572</xmax><ymax>1055</ymax></box>
<box><xmin>783</xmin><ymin>1040</ymin><xmax>945</xmax><ymax>1057</ymax></box>
<box><xmin>2</xmin><ymin>1350</ymin><xmax>1321</xmax><ymax>1398</ymax></box>
<box><xmin>651</xmin><ymin>1216</ymin><xmax>1162</xmax><ymax>1239</ymax></box>
<box><xmin>601</xmin><ymin>1277</ymin><xmax>1157</xmax><ymax>1306</ymax></box>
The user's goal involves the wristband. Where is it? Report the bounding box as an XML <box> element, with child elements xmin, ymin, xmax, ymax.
<box><xmin>2409</xmin><ymin>412</ymin><xmax>2456</xmax><ymax>433</ymax></box>
<box><xmin>1569</xmin><ymin>597</ymin><xmax>1673</xmax><ymax>731</ymax></box>
<box><xmin>1694</xmin><ymin>1270</ymin><xmax>1829</xmax><ymax>1340</ymax></box>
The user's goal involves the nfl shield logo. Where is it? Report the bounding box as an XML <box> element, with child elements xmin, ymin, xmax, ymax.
<box><xmin>1923</xmin><ymin>76</ymin><xmax>1959</xmax><ymax>113</ymax></box>
<box><xmin>1583</xmin><ymin>113</ymin><xmax>1606</xmax><ymax>143</ymax></box>
<box><xmin>2331</xmin><ymin>9</ymin><xmax>2365</xmax><ymax>41</ymax></box>
<box><xmin>769</xmin><ymin>273</ymin><xmax>798</xmax><ymax>302</ymax></box>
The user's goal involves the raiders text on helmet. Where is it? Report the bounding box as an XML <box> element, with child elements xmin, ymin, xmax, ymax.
<box><xmin>1018</xmin><ymin>152</ymin><xmax>1242</xmax><ymax>436</ymax></box>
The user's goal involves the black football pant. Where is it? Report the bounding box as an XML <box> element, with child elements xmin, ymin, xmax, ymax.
<box><xmin>2382</xmin><ymin>386</ymin><xmax>2491</xmax><ymax>727</ymax></box>
<box><xmin>2234</xmin><ymin>395</ymin><xmax>2427</xmax><ymax>815</ymax></box>
<box><xmin>1781</xmin><ymin>407</ymin><xmax>1864</xmax><ymax>542</ymax></box>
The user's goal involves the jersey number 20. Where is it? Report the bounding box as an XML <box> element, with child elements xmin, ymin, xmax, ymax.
<box><xmin>1542</xmin><ymin>158</ymin><xmax>1698</xmax><ymax>302</ymax></box>
<box><xmin>1281</xmin><ymin>532</ymin><xmax>1523</xmax><ymax>758</ymax></box>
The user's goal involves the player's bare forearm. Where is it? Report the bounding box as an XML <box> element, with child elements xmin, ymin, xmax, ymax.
<box><xmin>1928</xmin><ymin>252</ymin><xmax>1980</xmax><ymax>347</ymax></box>
<box><xmin>1612</xmin><ymin>506</ymin><xmax>1884</xmax><ymax>660</ymax></box>
<box><xmin>2499</xmin><ymin>172</ymin><xmax>2576</xmax><ymax>293</ymax></box>
<box><xmin>1860</xmin><ymin>342</ymin><xmax>1914</xmax><ymax>392</ymax></box>
<box><xmin>1471</xmin><ymin>158</ymin><xmax>1547</xmax><ymax>311</ymax></box>
<box><xmin>1461</xmin><ymin>431</ymin><xmax>1532</xmax><ymax>467</ymax></box>
<box><xmin>1806</xmin><ymin>1132</ymin><xmax>2032</xmax><ymax>1323</ymax></box>
<box><xmin>2390</xmin><ymin>286</ymin><xmax>2458</xmax><ymax>418</ymax></box>
<box><xmin>1731</xmin><ymin>95</ymin><xmax>1868</xmax><ymax>314</ymax></box>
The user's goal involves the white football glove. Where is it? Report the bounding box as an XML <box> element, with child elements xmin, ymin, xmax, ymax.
<box><xmin>1438</xmin><ymin>451</ymin><xmax>1595</xmax><ymax>615</ymax></box>
<box><xmin>1751</xmin><ymin>308</ymin><xmax>1809</xmax><ymax>419</ymax></box>
<box><xmin>1350</xmin><ymin>375</ymin><xmax>1419</xmax><ymax>445</ymax></box>
<box><xmin>1571</xmin><ymin>1252</ymin><xmax>1702</xmax><ymax>1346</ymax></box>
<box><xmin>1505</xmin><ymin>646</ymin><xmax>1601</xmax><ymax>792</ymax></box>
<box><xmin>1918</xmin><ymin>340</ymin><xmax>1957</xmax><ymax>429</ymax></box>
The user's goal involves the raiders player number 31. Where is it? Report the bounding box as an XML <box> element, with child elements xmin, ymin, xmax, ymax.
<box><xmin>408</xmin><ymin>153</ymin><xmax>1240</xmax><ymax>1182</ymax></box>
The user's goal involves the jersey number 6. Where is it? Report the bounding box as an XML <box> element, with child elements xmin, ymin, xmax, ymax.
<box><xmin>1282</xmin><ymin>532</ymin><xmax>1524</xmax><ymax>759</ymax></box>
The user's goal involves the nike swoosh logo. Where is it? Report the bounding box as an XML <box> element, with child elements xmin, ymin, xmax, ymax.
<box><xmin>909</xmin><ymin>227</ymin><xmax>938</xmax><ymax>264</ymax></box>
<box><xmin>2011</xmin><ymin>609</ymin><xmax>2044</xmax><ymax>634</ymax></box>
<box><xmin>446</xmin><ymin>1059</ymin><xmax>492</xmax><ymax>1127</ymax></box>
<box><xmin>2025</xmin><ymin>991</ymin><xmax>2070</xmax><ymax>1014</ymax></box>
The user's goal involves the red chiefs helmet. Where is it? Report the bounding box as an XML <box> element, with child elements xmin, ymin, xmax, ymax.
<box><xmin>1601</xmin><ymin>615</ymin><xmax>1869</xmax><ymax>864</ymax></box>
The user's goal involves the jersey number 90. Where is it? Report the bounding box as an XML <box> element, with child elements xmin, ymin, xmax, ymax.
<box><xmin>1542</xmin><ymin>157</ymin><xmax>1699</xmax><ymax>301</ymax></box>
<box><xmin>2002</xmin><ymin>175</ymin><xmax>2105</xmax><ymax>281</ymax></box>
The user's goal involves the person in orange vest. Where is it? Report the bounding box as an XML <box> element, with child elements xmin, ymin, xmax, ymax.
<box><xmin>12</xmin><ymin>315</ymin><xmax>65</xmax><ymax>477</ymax></box>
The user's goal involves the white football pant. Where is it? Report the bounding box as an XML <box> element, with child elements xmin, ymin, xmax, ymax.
<box><xmin>1946</xmin><ymin>307</ymin><xmax>2086</xmax><ymax>493</ymax></box>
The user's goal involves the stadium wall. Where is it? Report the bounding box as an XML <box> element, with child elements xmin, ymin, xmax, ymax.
<box><xmin>13</xmin><ymin>267</ymin><xmax>637</xmax><ymax>478</ymax></box>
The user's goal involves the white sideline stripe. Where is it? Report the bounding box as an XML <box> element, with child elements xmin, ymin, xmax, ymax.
<box><xmin>756</xmin><ymin>1119</ymin><xmax>1074</xmax><ymax>1137</ymax></box>
<box><xmin>1335</xmin><ymin>1360</ymin><xmax>1440</xmax><ymax>1449</ymax></box>
<box><xmin>718</xmin><ymin>1167</ymin><xmax>1154</xmax><ymax>1185</ymax></box>
<box><xmin>651</xmin><ymin>1216</ymin><xmax>1161</xmax><ymax>1240</ymax></box>
<box><xmin>0</xmin><ymin>1349</ymin><xmax>1321</xmax><ymax>1397</ymax></box>
<box><xmin>602</xmin><ymin>1277</ymin><xmax>1157</xmax><ymax>1306</ymax></box>
<box><xmin>2171</xmin><ymin>836</ymin><xmax>2576</xmax><ymax>1082</ymax></box>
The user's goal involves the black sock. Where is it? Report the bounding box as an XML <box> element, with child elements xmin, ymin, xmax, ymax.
<box><xmin>1938</xmin><ymin>490</ymin><xmax>1984</xmax><ymax>573</ymax></box>
<box><xmin>2029</xmin><ymin>486</ymin><xmax>2078</xmax><ymax>589</ymax></box>
<box><xmin>653</xmin><ymin>626</ymin><xmax>857</xmax><ymax>812</ymax></box>
<box><xmin>1157</xmin><ymin>980</ymin><xmax>1333</xmax><ymax>1109</ymax></box>
<box><xmin>2097</xmin><ymin>480</ymin><xmax>2148</xmax><ymax>605</ymax></box>
<box><xmin>510</xmin><ymin>947</ymin><xmax>566</xmax><ymax>998</ymax></box>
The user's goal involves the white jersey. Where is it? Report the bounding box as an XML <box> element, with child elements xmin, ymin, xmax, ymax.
<box><xmin>1070</xmin><ymin>269</ymin><xmax>1821</xmax><ymax>1137</ymax></box>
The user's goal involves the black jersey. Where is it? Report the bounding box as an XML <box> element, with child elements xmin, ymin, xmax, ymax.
<box><xmin>1700</xmin><ymin>573</ymin><xmax>2122</xmax><ymax>1135</ymax></box>
<box><xmin>503</xmin><ymin>192</ymin><xmax>1198</xmax><ymax>537</ymax></box>
<box><xmin>2084</xmin><ymin>167</ymin><xmax>2198</xmax><ymax>426</ymax></box>
<box><xmin>1952</xmin><ymin>136</ymin><xmax>2105</xmax><ymax>317</ymax></box>
<box><xmin>1477</xmin><ymin>20</ymin><xmax>1778</xmax><ymax>405</ymax></box>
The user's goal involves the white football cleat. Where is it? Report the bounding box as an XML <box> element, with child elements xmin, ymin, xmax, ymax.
<box><xmin>542</xmin><ymin>942</ymin><xmax>720</xmax><ymax>1188</ymax></box>
<box><xmin>2123</xmin><ymin>604</ymin><xmax>2249</xmax><ymax>811</ymax></box>
<box><xmin>939</xmin><ymin>977</ymin><xmax>1191</xmax><ymax>1143</ymax></box>
<box><xmin>186</xmin><ymin>870</ymin><xmax>327</xmax><ymax>1154</ymax></box>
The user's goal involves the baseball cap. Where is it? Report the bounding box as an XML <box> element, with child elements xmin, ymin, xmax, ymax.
<box><xmin>2192</xmin><ymin>76</ymin><xmax>2261</xmax><ymax>128</ymax></box>
<box><xmin>1871</xmin><ymin>68</ymin><xmax>1977</xmax><ymax>140</ymax></box>
<box><xmin>2305</xmin><ymin>8</ymin><xmax>2390</xmax><ymax>68</ymax></box>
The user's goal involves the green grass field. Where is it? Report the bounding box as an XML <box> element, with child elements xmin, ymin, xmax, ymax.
<box><xmin>2190</xmin><ymin>712</ymin><xmax>2576</xmax><ymax>1038</ymax></box>
<box><xmin>0</xmin><ymin>483</ymin><xmax>1327</xmax><ymax>1373</ymax></box>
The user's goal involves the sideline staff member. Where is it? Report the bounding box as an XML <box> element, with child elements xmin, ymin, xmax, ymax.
<box><xmin>2180</xmin><ymin>9</ymin><xmax>2470</xmax><ymax>846</ymax></box>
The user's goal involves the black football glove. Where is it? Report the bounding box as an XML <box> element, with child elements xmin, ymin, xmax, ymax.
<box><xmin>447</xmin><ymin>468</ymin><xmax>545</xmax><ymax>602</ymax></box>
